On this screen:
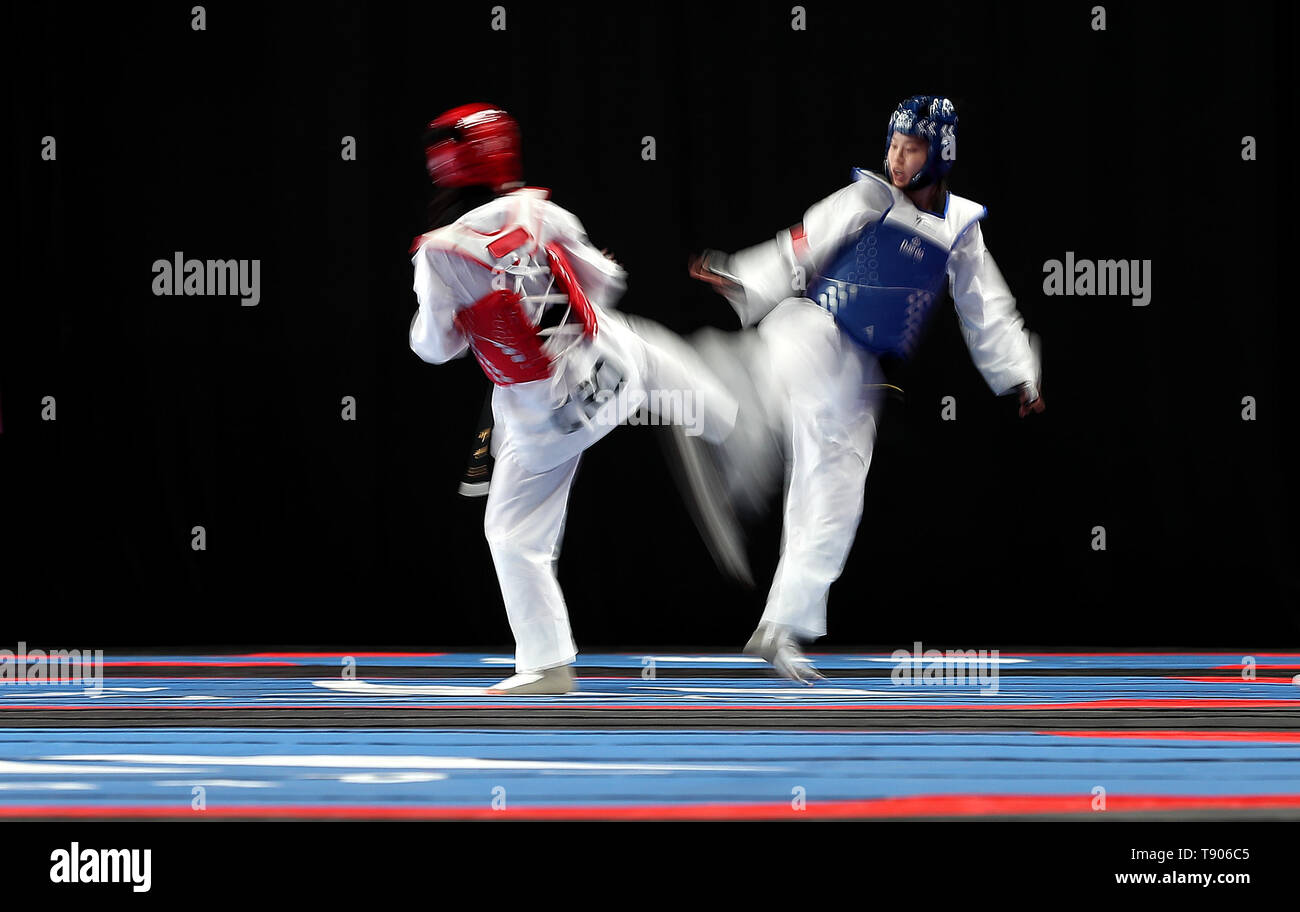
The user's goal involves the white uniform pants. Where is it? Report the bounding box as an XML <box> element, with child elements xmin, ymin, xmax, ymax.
<box><xmin>756</xmin><ymin>298</ymin><xmax>884</xmax><ymax>639</ymax></box>
<box><xmin>484</xmin><ymin>314</ymin><xmax>738</xmax><ymax>673</ymax></box>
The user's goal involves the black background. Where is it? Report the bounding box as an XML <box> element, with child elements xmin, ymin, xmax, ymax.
<box><xmin>7</xmin><ymin>1</ymin><xmax>1297</xmax><ymax>649</ymax></box>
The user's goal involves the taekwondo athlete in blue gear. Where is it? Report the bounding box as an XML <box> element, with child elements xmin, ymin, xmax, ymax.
<box><xmin>690</xmin><ymin>95</ymin><xmax>1045</xmax><ymax>684</ymax></box>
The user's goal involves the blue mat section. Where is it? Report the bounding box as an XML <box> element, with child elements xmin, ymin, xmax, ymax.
<box><xmin>2</xmin><ymin>728</ymin><xmax>1299</xmax><ymax>809</ymax></box>
<box><xmin>2</xmin><ymin>652</ymin><xmax>1297</xmax><ymax>815</ymax></box>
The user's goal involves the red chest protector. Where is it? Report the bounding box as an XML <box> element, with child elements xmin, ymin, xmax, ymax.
<box><xmin>453</xmin><ymin>288</ymin><xmax>553</xmax><ymax>385</ymax></box>
<box><xmin>452</xmin><ymin>241</ymin><xmax>599</xmax><ymax>386</ymax></box>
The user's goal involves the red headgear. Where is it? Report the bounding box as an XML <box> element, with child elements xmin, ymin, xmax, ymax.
<box><xmin>423</xmin><ymin>103</ymin><xmax>523</xmax><ymax>191</ymax></box>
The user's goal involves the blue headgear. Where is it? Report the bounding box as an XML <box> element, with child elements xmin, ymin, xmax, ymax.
<box><xmin>883</xmin><ymin>95</ymin><xmax>958</xmax><ymax>191</ymax></box>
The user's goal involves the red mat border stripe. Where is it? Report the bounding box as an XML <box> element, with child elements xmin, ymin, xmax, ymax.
<box><xmin>3</xmin><ymin>794</ymin><xmax>1299</xmax><ymax>820</ymax></box>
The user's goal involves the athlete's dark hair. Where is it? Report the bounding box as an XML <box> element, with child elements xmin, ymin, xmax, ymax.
<box><xmin>929</xmin><ymin>176</ymin><xmax>950</xmax><ymax>214</ymax></box>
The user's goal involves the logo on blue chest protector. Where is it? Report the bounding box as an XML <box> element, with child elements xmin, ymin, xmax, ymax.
<box><xmin>808</xmin><ymin>219</ymin><xmax>950</xmax><ymax>359</ymax></box>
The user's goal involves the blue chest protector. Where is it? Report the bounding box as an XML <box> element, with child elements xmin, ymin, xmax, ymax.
<box><xmin>807</xmin><ymin>170</ymin><xmax>983</xmax><ymax>360</ymax></box>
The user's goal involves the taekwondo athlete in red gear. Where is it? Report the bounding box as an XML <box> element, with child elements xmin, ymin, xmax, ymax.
<box><xmin>691</xmin><ymin>95</ymin><xmax>1045</xmax><ymax>683</ymax></box>
<box><xmin>410</xmin><ymin>104</ymin><xmax>739</xmax><ymax>695</ymax></box>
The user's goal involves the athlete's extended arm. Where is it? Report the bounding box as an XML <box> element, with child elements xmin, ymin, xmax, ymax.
<box><xmin>947</xmin><ymin>223</ymin><xmax>1044</xmax><ymax>417</ymax></box>
<box><xmin>690</xmin><ymin>178</ymin><xmax>892</xmax><ymax>326</ymax></box>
